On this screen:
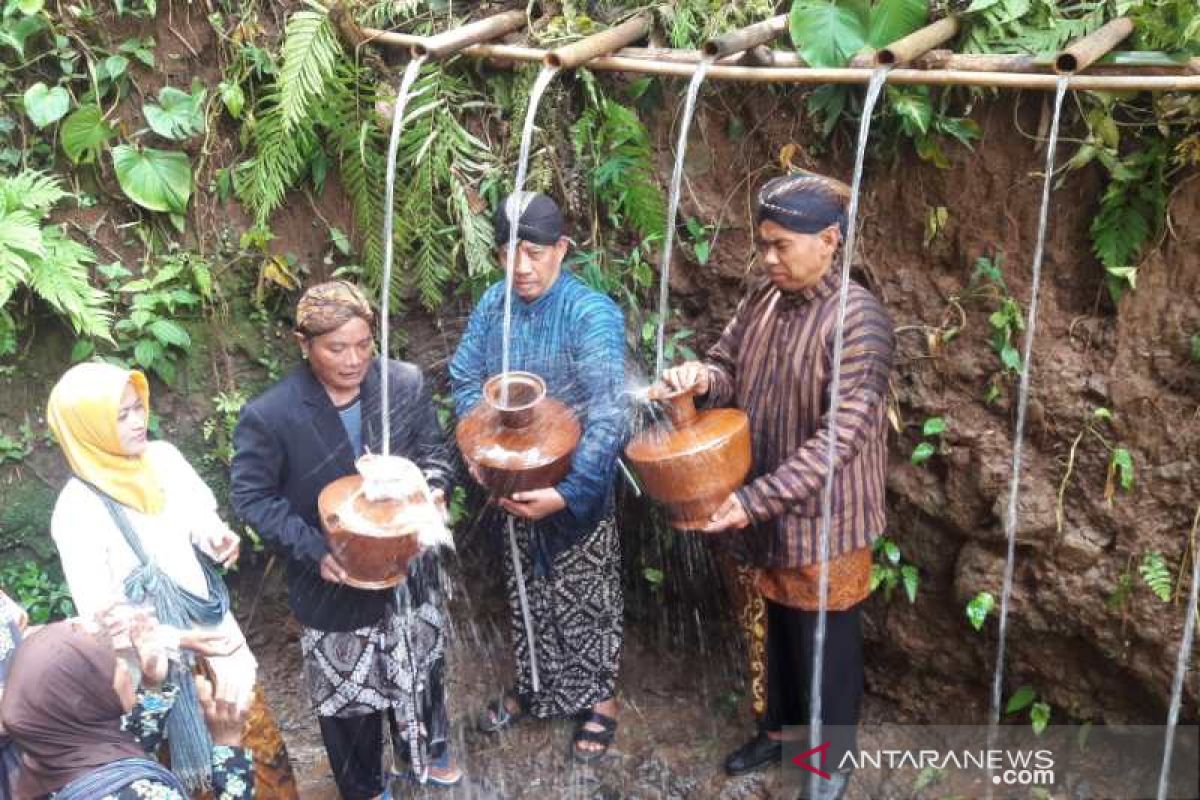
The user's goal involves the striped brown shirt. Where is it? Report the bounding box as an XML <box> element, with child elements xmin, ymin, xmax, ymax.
<box><xmin>705</xmin><ymin>269</ymin><xmax>894</xmax><ymax>568</ymax></box>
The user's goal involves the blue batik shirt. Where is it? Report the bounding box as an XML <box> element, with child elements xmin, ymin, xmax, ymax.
<box><xmin>449</xmin><ymin>270</ymin><xmax>627</xmax><ymax>561</ymax></box>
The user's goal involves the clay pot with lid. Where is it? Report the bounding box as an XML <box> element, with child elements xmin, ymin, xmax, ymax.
<box><xmin>625</xmin><ymin>386</ymin><xmax>752</xmax><ymax>530</ymax></box>
<box><xmin>456</xmin><ymin>371</ymin><xmax>581</xmax><ymax>496</ymax></box>
<box><xmin>318</xmin><ymin>454</ymin><xmax>447</xmax><ymax>589</ymax></box>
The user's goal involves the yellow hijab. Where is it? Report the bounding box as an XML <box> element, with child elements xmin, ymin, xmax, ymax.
<box><xmin>46</xmin><ymin>363</ymin><xmax>165</xmax><ymax>514</ymax></box>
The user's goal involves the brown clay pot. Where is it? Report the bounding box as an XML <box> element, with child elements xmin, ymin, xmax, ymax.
<box><xmin>456</xmin><ymin>371</ymin><xmax>581</xmax><ymax>496</ymax></box>
<box><xmin>625</xmin><ymin>387</ymin><xmax>752</xmax><ymax>530</ymax></box>
<box><xmin>317</xmin><ymin>456</ymin><xmax>439</xmax><ymax>589</ymax></box>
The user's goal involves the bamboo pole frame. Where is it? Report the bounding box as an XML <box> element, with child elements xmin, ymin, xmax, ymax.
<box><xmin>356</xmin><ymin>23</ymin><xmax>1200</xmax><ymax>92</ymax></box>
<box><xmin>702</xmin><ymin>14</ymin><xmax>788</xmax><ymax>59</ymax></box>
<box><xmin>876</xmin><ymin>16</ymin><xmax>960</xmax><ymax>66</ymax></box>
<box><xmin>410</xmin><ymin>10</ymin><xmax>525</xmax><ymax>58</ymax></box>
<box><xmin>545</xmin><ymin>15</ymin><xmax>651</xmax><ymax>69</ymax></box>
<box><xmin>1055</xmin><ymin>17</ymin><xmax>1134</xmax><ymax>74</ymax></box>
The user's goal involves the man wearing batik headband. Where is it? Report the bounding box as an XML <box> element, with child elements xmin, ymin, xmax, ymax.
<box><xmin>450</xmin><ymin>192</ymin><xmax>628</xmax><ymax>763</ymax></box>
<box><xmin>231</xmin><ymin>281</ymin><xmax>462</xmax><ymax>797</ymax></box>
<box><xmin>662</xmin><ymin>173</ymin><xmax>894</xmax><ymax>798</ymax></box>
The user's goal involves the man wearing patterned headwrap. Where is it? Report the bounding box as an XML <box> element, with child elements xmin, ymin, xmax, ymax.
<box><xmin>450</xmin><ymin>192</ymin><xmax>628</xmax><ymax>763</ymax></box>
<box><xmin>662</xmin><ymin>172</ymin><xmax>894</xmax><ymax>798</ymax></box>
<box><xmin>231</xmin><ymin>280</ymin><xmax>462</xmax><ymax>797</ymax></box>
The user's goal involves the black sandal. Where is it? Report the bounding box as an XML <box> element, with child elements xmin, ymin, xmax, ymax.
<box><xmin>571</xmin><ymin>711</ymin><xmax>617</xmax><ymax>763</ymax></box>
<box><xmin>477</xmin><ymin>690</ymin><xmax>526</xmax><ymax>734</ymax></box>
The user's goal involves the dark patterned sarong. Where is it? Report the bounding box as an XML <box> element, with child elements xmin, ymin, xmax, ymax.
<box><xmin>504</xmin><ymin>515</ymin><xmax>623</xmax><ymax>719</ymax></box>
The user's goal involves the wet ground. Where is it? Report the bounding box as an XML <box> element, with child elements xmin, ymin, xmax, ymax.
<box><xmin>240</xmin><ymin>548</ymin><xmax>843</xmax><ymax>800</ymax></box>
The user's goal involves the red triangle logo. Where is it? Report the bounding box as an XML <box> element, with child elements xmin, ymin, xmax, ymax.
<box><xmin>791</xmin><ymin>741</ymin><xmax>832</xmax><ymax>779</ymax></box>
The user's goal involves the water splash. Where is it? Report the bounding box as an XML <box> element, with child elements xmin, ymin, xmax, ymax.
<box><xmin>654</xmin><ymin>57</ymin><xmax>713</xmax><ymax>379</ymax></box>
<box><xmin>809</xmin><ymin>66</ymin><xmax>890</xmax><ymax>799</ymax></box>
<box><xmin>1157</xmin><ymin>504</ymin><xmax>1200</xmax><ymax>800</ymax></box>
<box><xmin>989</xmin><ymin>74</ymin><xmax>1069</xmax><ymax>729</ymax></box>
<box><xmin>501</xmin><ymin>65</ymin><xmax>560</xmax><ymax>402</ymax></box>
<box><xmin>379</xmin><ymin>55</ymin><xmax>428</xmax><ymax>455</ymax></box>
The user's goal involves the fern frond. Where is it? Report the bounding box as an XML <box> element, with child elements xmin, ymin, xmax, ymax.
<box><xmin>450</xmin><ymin>172</ymin><xmax>495</xmax><ymax>281</ymax></box>
<box><xmin>0</xmin><ymin>208</ymin><xmax>44</xmax><ymax>304</ymax></box>
<box><xmin>0</xmin><ymin>171</ymin><xmax>67</xmax><ymax>215</ymax></box>
<box><xmin>236</xmin><ymin>96</ymin><xmax>319</xmax><ymax>224</ymax></box>
<box><xmin>1138</xmin><ymin>551</ymin><xmax>1172</xmax><ymax>603</ymax></box>
<box><xmin>279</xmin><ymin>10</ymin><xmax>343</xmax><ymax>132</ymax></box>
<box><xmin>356</xmin><ymin>0</ymin><xmax>425</xmax><ymax>28</ymax></box>
<box><xmin>28</xmin><ymin>228</ymin><xmax>113</xmax><ymax>341</ymax></box>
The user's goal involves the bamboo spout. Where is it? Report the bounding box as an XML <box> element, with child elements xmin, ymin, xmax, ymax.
<box><xmin>702</xmin><ymin>14</ymin><xmax>788</xmax><ymax>59</ymax></box>
<box><xmin>877</xmin><ymin>16</ymin><xmax>961</xmax><ymax>66</ymax></box>
<box><xmin>412</xmin><ymin>10</ymin><xmax>526</xmax><ymax>59</ymax></box>
<box><xmin>1055</xmin><ymin>18</ymin><xmax>1134</xmax><ymax>74</ymax></box>
<box><xmin>545</xmin><ymin>14</ymin><xmax>651</xmax><ymax>69</ymax></box>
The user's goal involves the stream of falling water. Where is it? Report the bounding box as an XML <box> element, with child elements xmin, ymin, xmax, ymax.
<box><xmin>500</xmin><ymin>65</ymin><xmax>560</xmax><ymax>402</ymax></box>
<box><xmin>1157</xmin><ymin>504</ymin><xmax>1200</xmax><ymax>799</ymax></box>
<box><xmin>983</xmin><ymin>76</ymin><xmax>1069</xmax><ymax>798</ymax></box>
<box><xmin>653</xmin><ymin>56</ymin><xmax>713</xmax><ymax>379</ymax></box>
<box><xmin>809</xmin><ymin>66</ymin><xmax>890</xmax><ymax>799</ymax></box>
<box><xmin>990</xmin><ymin>74</ymin><xmax>1069</xmax><ymax>726</ymax></box>
<box><xmin>378</xmin><ymin>55</ymin><xmax>428</xmax><ymax>455</ymax></box>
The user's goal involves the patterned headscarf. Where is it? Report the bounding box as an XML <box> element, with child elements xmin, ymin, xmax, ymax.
<box><xmin>46</xmin><ymin>362</ymin><xmax>164</xmax><ymax>514</ymax></box>
<box><xmin>756</xmin><ymin>171</ymin><xmax>851</xmax><ymax>237</ymax></box>
<box><xmin>295</xmin><ymin>280</ymin><xmax>375</xmax><ymax>337</ymax></box>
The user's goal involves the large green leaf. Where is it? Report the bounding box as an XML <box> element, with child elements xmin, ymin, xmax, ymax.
<box><xmin>61</xmin><ymin>105</ymin><xmax>117</xmax><ymax>164</ymax></box>
<box><xmin>23</xmin><ymin>82</ymin><xmax>70</xmax><ymax>129</ymax></box>
<box><xmin>789</xmin><ymin>0</ymin><xmax>869</xmax><ymax>67</ymax></box>
<box><xmin>866</xmin><ymin>0</ymin><xmax>928</xmax><ymax>49</ymax></box>
<box><xmin>143</xmin><ymin>84</ymin><xmax>206</xmax><ymax>141</ymax></box>
<box><xmin>111</xmin><ymin>145</ymin><xmax>192</xmax><ymax>214</ymax></box>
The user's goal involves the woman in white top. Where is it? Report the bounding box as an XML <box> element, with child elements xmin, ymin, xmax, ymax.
<box><xmin>46</xmin><ymin>362</ymin><xmax>297</xmax><ymax>798</ymax></box>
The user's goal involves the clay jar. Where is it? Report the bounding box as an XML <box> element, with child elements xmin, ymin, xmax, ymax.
<box><xmin>456</xmin><ymin>371</ymin><xmax>581</xmax><ymax>496</ymax></box>
<box><xmin>625</xmin><ymin>386</ymin><xmax>752</xmax><ymax>530</ymax></box>
<box><xmin>318</xmin><ymin>454</ymin><xmax>444</xmax><ymax>589</ymax></box>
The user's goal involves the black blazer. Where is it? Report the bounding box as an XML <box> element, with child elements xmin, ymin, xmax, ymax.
<box><xmin>230</xmin><ymin>358</ymin><xmax>455</xmax><ymax>631</ymax></box>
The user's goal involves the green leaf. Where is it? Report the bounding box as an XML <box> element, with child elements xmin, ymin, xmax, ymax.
<box><xmin>61</xmin><ymin>105</ymin><xmax>117</xmax><ymax>164</ymax></box>
<box><xmin>1191</xmin><ymin>333</ymin><xmax>1200</xmax><ymax>363</ymax></box>
<box><xmin>901</xmin><ymin>564</ymin><xmax>919</xmax><ymax>603</ymax></box>
<box><xmin>23</xmin><ymin>83</ymin><xmax>70</xmax><ymax>129</ymax></box>
<box><xmin>1138</xmin><ymin>551</ymin><xmax>1172</xmax><ymax>602</ymax></box>
<box><xmin>643</xmin><ymin>567</ymin><xmax>664</xmax><ymax>586</ymax></box>
<box><xmin>966</xmin><ymin>591</ymin><xmax>994</xmax><ymax>631</ymax></box>
<box><xmin>100</xmin><ymin>54</ymin><xmax>129</xmax><ymax>83</ymax></box>
<box><xmin>1030</xmin><ymin>701</ymin><xmax>1051</xmax><ymax>735</ymax></box>
<box><xmin>789</xmin><ymin>0</ymin><xmax>869</xmax><ymax>68</ymax></box>
<box><xmin>922</xmin><ymin>417</ymin><xmax>946</xmax><ymax>437</ymax></box>
<box><xmin>694</xmin><ymin>240</ymin><xmax>711</xmax><ymax>265</ymax></box>
<box><xmin>1093</xmin><ymin>407</ymin><xmax>1113</xmax><ymax>421</ymax></box>
<box><xmin>0</xmin><ymin>15</ymin><xmax>46</xmax><ymax>59</ymax></box>
<box><xmin>883</xmin><ymin>539</ymin><xmax>901</xmax><ymax>565</ymax></box>
<box><xmin>866</xmin><ymin>0</ymin><xmax>928</xmax><ymax>49</ymax></box>
<box><xmin>144</xmin><ymin>85</ymin><xmax>206</xmax><ymax>141</ymax></box>
<box><xmin>889</xmin><ymin>88</ymin><xmax>933</xmax><ymax>136</ymax></box>
<box><xmin>18</xmin><ymin>0</ymin><xmax>45</xmax><ymax>14</ymax></box>
<box><xmin>910</xmin><ymin>441</ymin><xmax>936</xmax><ymax>465</ymax></box>
<box><xmin>1006</xmin><ymin>685</ymin><xmax>1036</xmax><ymax>714</ymax></box>
<box><xmin>1000</xmin><ymin>344</ymin><xmax>1022</xmax><ymax>373</ymax></box>
<box><xmin>219</xmin><ymin>81</ymin><xmax>245</xmax><ymax>119</ymax></box>
<box><xmin>111</xmin><ymin>145</ymin><xmax>192</xmax><ymax>214</ymax></box>
<box><xmin>148</xmin><ymin>318</ymin><xmax>190</xmax><ymax>349</ymax></box>
<box><xmin>1111</xmin><ymin>448</ymin><xmax>1134</xmax><ymax>491</ymax></box>
<box><xmin>70</xmin><ymin>339</ymin><xmax>95</xmax><ymax>362</ymax></box>
<box><xmin>133</xmin><ymin>338</ymin><xmax>162</xmax><ymax>369</ymax></box>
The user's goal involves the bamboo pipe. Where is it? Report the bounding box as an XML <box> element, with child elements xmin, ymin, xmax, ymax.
<box><xmin>702</xmin><ymin>14</ymin><xmax>788</xmax><ymax>59</ymax></box>
<box><xmin>545</xmin><ymin>14</ymin><xmax>651</xmax><ymax>69</ymax></box>
<box><xmin>1055</xmin><ymin>17</ymin><xmax>1134</xmax><ymax>74</ymax></box>
<box><xmin>918</xmin><ymin>49</ymin><xmax>1200</xmax><ymax>75</ymax></box>
<box><xmin>877</xmin><ymin>16</ymin><xmax>960</xmax><ymax>66</ymax></box>
<box><xmin>411</xmin><ymin>10</ymin><xmax>526</xmax><ymax>58</ymax></box>
<box><xmin>360</xmin><ymin>34</ymin><xmax>1200</xmax><ymax>90</ymax></box>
